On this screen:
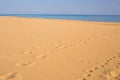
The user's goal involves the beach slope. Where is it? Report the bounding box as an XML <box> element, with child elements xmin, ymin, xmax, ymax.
<box><xmin>0</xmin><ymin>16</ymin><xmax>120</xmax><ymax>80</ymax></box>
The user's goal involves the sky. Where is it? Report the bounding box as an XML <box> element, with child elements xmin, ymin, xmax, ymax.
<box><xmin>0</xmin><ymin>0</ymin><xmax>120</xmax><ymax>15</ymax></box>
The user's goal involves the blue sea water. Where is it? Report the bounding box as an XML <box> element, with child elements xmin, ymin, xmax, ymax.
<box><xmin>0</xmin><ymin>14</ymin><xmax>120</xmax><ymax>22</ymax></box>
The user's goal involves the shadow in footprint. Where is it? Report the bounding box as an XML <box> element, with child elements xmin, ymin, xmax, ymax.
<box><xmin>34</xmin><ymin>54</ymin><xmax>48</xmax><ymax>60</ymax></box>
<box><xmin>15</xmin><ymin>61</ymin><xmax>34</xmax><ymax>67</ymax></box>
<box><xmin>0</xmin><ymin>72</ymin><xmax>22</xmax><ymax>80</ymax></box>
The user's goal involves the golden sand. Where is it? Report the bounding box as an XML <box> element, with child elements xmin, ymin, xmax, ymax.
<box><xmin>0</xmin><ymin>16</ymin><xmax>120</xmax><ymax>80</ymax></box>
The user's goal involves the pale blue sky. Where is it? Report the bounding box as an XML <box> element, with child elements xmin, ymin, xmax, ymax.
<box><xmin>0</xmin><ymin>0</ymin><xmax>120</xmax><ymax>15</ymax></box>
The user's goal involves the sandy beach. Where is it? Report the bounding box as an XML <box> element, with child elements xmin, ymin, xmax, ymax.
<box><xmin>0</xmin><ymin>16</ymin><xmax>120</xmax><ymax>80</ymax></box>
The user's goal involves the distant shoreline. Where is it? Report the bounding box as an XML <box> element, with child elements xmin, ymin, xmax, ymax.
<box><xmin>0</xmin><ymin>14</ymin><xmax>120</xmax><ymax>22</ymax></box>
<box><xmin>0</xmin><ymin>16</ymin><xmax>120</xmax><ymax>24</ymax></box>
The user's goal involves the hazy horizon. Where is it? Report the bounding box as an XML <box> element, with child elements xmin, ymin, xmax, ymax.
<box><xmin>0</xmin><ymin>0</ymin><xmax>120</xmax><ymax>15</ymax></box>
<box><xmin>0</xmin><ymin>13</ymin><xmax>120</xmax><ymax>16</ymax></box>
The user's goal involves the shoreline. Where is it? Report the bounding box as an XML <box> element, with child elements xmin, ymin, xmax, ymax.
<box><xmin>0</xmin><ymin>16</ymin><xmax>120</xmax><ymax>23</ymax></box>
<box><xmin>0</xmin><ymin>16</ymin><xmax>120</xmax><ymax>24</ymax></box>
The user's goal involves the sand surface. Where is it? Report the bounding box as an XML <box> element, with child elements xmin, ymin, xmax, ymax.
<box><xmin>0</xmin><ymin>16</ymin><xmax>120</xmax><ymax>80</ymax></box>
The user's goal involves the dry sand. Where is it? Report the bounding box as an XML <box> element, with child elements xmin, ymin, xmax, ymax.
<box><xmin>0</xmin><ymin>16</ymin><xmax>120</xmax><ymax>80</ymax></box>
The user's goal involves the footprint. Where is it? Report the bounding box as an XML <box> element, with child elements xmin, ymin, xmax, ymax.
<box><xmin>82</xmin><ymin>78</ymin><xmax>87</xmax><ymax>80</ymax></box>
<box><xmin>0</xmin><ymin>72</ymin><xmax>22</xmax><ymax>80</ymax></box>
<box><xmin>15</xmin><ymin>61</ymin><xmax>35</xmax><ymax>67</ymax></box>
<box><xmin>55</xmin><ymin>42</ymin><xmax>67</xmax><ymax>48</ymax></box>
<box><xmin>94</xmin><ymin>67</ymin><xmax>99</xmax><ymax>70</ymax></box>
<box><xmin>117</xmin><ymin>53</ymin><xmax>120</xmax><ymax>57</ymax></box>
<box><xmin>106</xmin><ymin>59</ymin><xmax>110</xmax><ymax>62</ymax></box>
<box><xmin>87</xmin><ymin>37</ymin><xmax>92</xmax><ymax>41</ymax></box>
<box><xmin>104</xmin><ymin>63</ymin><xmax>109</xmax><ymax>66</ymax></box>
<box><xmin>41</xmin><ymin>55</ymin><xmax>47</xmax><ymax>59</ymax></box>
<box><xmin>83</xmin><ymin>69</ymin><xmax>92</xmax><ymax>78</ymax></box>
<box><xmin>84</xmin><ymin>71</ymin><xmax>92</xmax><ymax>78</ymax></box>
<box><xmin>34</xmin><ymin>54</ymin><xmax>47</xmax><ymax>59</ymax></box>
<box><xmin>89</xmin><ymin>70</ymin><xmax>93</xmax><ymax>73</ymax></box>
<box><xmin>117</xmin><ymin>63</ymin><xmax>120</xmax><ymax>65</ymax></box>
<box><xmin>105</xmin><ymin>69</ymin><xmax>120</xmax><ymax>80</ymax></box>
<box><xmin>79</xmin><ymin>52</ymin><xmax>120</xmax><ymax>80</ymax></box>
<box><xmin>109</xmin><ymin>57</ymin><xmax>113</xmax><ymax>61</ymax></box>
<box><xmin>112</xmin><ymin>56</ymin><xmax>116</xmax><ymax>59</ymax></box>
<box><xmin>73</xmin><ymin>37</ymin><xmax>82</xmax><ymax>42</ymax></box>
<box><xmin>101</xmin><ymin>65</ymin><xmax>105</xmax><ymax>68</ymax></box>
<box><xmin>77</xmin><ymin>78</ymin><xmax>87</xmax><ymax>80</ymax></box>
<box><xmin>21</xmin><ymin>50</ymin><xmax>33</xmax><ymax>55</ymax></box>
<box><xmin>87</xmin><ymin>74</ymin><xmax>91</xmax><ymax>77</ymax></box>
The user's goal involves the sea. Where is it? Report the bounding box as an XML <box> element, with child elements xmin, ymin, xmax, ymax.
<box><xmin>0</xmin><ymin>14</ymin><xmax>120</xmax><ymax>22</ymax></box>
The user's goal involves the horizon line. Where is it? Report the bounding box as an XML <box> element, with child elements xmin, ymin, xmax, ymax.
<box><xmin>0</xmin><ymin>14</ymin><xmax>120</xmax><ymax>16</ymax></box>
